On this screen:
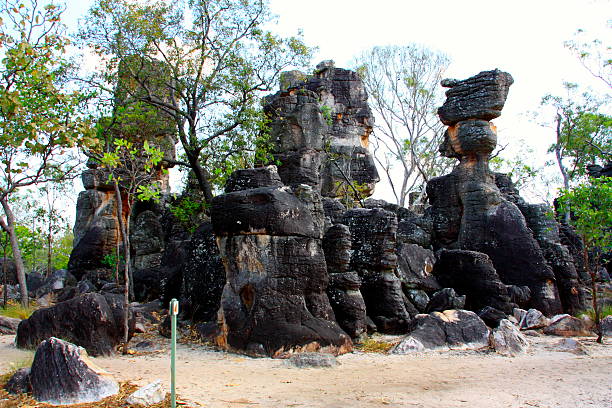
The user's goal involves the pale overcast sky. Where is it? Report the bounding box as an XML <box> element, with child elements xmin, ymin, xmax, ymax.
<box><xmin>63</xmin><ymin>0</ymin><xmax>611</xmax><ymax>203</ymax></box>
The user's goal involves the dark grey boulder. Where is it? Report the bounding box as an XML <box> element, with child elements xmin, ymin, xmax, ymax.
<box><xmin>392</xmin><ymin>310</ymin><xmax>489</xmax><ymax>353</ymax></box>
<box><xmin>0</xmin><ymin>258</ymin><xmax>18</xmax><ymax>284</ymax></box>
<box><xmin>16</xmin><ymin>293</ymin><xmax>134</xmax><ymax>356</ymax></box>
<box><xmin>179</xmin><ymin>221</ymin><xmax>225</xmax><ymax>322</ymax></box>
<box><xmin>396</xmin><ymin>244</ymin><xmax>439</xmax><ymax>291</ymax></box>
<box><xmin>29</xmin><ymin>337</ymin><xmax>119</xmax><ymax>405</ymax></box>
<box><xmin>432</xmin><ymin>249</ymin><xmax>513</xmax><ymax>314</ymax></box>
<box><xmin>5</xmin><ymin>367</ymin><xmax>31</xmax><ymax>395</ymax></box>
<box><xmin>211</xmin><ymin>187</ymin><xmax>319</xmax><ymax>238</ymax></box>
<box><xmin>217</xmin><ymin>234</ymin><xmax>350</xmax><ymax>357</ymax></box>
<box><xmin>425</xmin><ymin>288</ymin><xmax>466</xmax><ymax>313</ymax></box>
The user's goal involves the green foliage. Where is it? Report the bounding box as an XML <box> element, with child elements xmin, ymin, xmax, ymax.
<box><xmin>580</xmin><ymin>304</ymin><xmax>612</xmax><ymax>321</ymax></box>
<box><xmin>169</xmin><ymin>196</ymin><xmax>207</xmax><ymax>232</ymax></box>
<box><xmin>0</xmin><ymin>1</ymin><xmax>96</xmax><ymax>190</ymax></box>
<box><xmin>558</xmin><ymin>177</ymin><xmax>612</xmax><ymax>250</ymax></box>
<box><xmin>320</xmin><ymin>105</ymin><xmax>333</xmax><ymax>126</ymax></box>
<box><xmin>79</xmin><ymin>0</ymin><xmax>313</xmax><ymax>203</ymax></box>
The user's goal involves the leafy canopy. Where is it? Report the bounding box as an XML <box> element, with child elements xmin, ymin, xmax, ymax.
<box><xmin>79</xmin><ymin>0</ymin><xmax>313</xmax><ymax>201</ymax></box>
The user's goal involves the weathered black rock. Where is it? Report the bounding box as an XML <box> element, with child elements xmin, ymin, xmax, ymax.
<box><xmin>131</xmin><ymin>210</ymin><xmax>164</xmax><ymax>271</ymax></box>
<box><xmin>16</xmin><ymin>293</ymin><xmax>134</xmax><ymax>356</ymax></box>
<box><xmin>29</xmin><ymin>337</ymin><xmax>119</xmax><ymax>405</ymax></box>
<box><xmin>5</xmin><ymin>367</ymin><xmax>31</xmax><ymax>394</ymax></box>
<box><xmin>212</xmin><ymin>187</ymin><xmax>319</xmax><ymax>239</ymax></box>
<box><xmin>396</xmin><ymin>243</ymin><xmax>439</xmax><ymax>291</ymax></box>
<box><xmin>323</xmin><ymin>224</ymin><xmax>367</xmax><ymax>338</ymax></box>
<box><xmin>264</xmin><ymin>61</ymin><xmax>380</xmax><ymax>198</ymax></box>
<box><xmin>342</xmin><ymin>208</ymin><xmax>410</xmax><ymax>332</ymax></box>
<box><xmin>216</xmin><ymin>234</ymin><xmax>351</xmax><ymax>356</ymax></box>
<box><xmin>432</xmin><ymin>249</ymin><xmax>513</xmax><ymax>314</ymax></box>
<box><xmin>180</xmin><ymin>222</ymin><xmax>225</xmax><ymax>321</ymax></box>
<box><xmin>438</xmin><ymin>69</ymin><xmax>514</xmax><ymax>125</ymax></box>
<box><xmin>392</xmin><ymin>310</ymin><xmax>490</xmax><ymax>353</ymax></box>
<box><xmin>425</xmin><ymin>288</ymin><xmax>466</xmax><ymax>313</ymax></box>
<box><xmin>477</xmin><ymin>306</ymin><xmax>509</xmax><ymax>328</ymax></box>
<box><xmin>519</xmin><ymin>202</ymin><xmax>585</xmax><ymax>314</ymax></box>
<box><xmin>427</xmin><ymin>69</ymin><xmax>563</xmax><ymax>316</ymax></box>
<box><xmin>224</xmin><ymin>166</ymin><xmax>284</xmax><ymax>193</ymax></box>
<box><xmin>0</xmin><ymin>258</ymin><xmax>18</xmax><ymax>285</ymax></box>
<box><xmin>33</xmin><ymin>269</ymin><xmax>77</xmax><ymax>298</ymax></box>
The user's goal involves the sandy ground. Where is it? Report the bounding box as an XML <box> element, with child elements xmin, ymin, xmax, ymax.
<box><xmin>1</xmin><ymin>334</ymin><xmax>610</xmax><ymax>408</ymax></box>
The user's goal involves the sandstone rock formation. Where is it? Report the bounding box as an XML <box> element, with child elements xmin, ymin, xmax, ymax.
<box><xmin>427</xmin><ymin>69</ymin><xmax>565</xmax><ymax>316</ymax></box>
<box><xmin>264</xmin><ymin>60</ymin><xmax>379</xmax><ymax>197</ymax></box>
<box><xmin>68</xmin><ymin>58</ymin><xmax>177</xmax><ymax>285</ymax></box>
<box><xmin>212</xmin><ymin>166</ymin><xmax>351</xmax><ymax>356</ymax></box>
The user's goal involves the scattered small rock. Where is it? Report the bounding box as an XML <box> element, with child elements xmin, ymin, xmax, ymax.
<box><xmin>520</xmin><ymin>309</ymin><xmax>549</xmax><ymax>330</ymax></box>
<box><xmin>555</xmin><ymin>338</ymin><xmax>588</xmax><ymax>355</ymax></box>
<box><xmin>0</xmin><ymin>316</ymin><xmax>20</xmax><ymax>335</ymax></box>
<box><xmin>543</xmin><ymin>315</ymin><xmax>592</xmax><ymax>337</ymax></box>
<box><xmin>286</xmin><ymin>353</ymin><xmax>339</xmax><ymax>368</ymax></box>
<box><xmin>491</xmin><ymin>319</ymin><xmax>529</xmax><ymax>356</ymax></box>
<box><xmin>126</xmin><ymin>380</ymin><xmax>165</xmax><ymax>406</ymax></box>
<box><xmin>600</xmin><ymin>315</ymin><xmax>612</xmax><ymax>336</ymax></box>
<box><xmin>5</xmin><ymin>367</ymin><xmax>31</xmax><ymax>395</ymax></box>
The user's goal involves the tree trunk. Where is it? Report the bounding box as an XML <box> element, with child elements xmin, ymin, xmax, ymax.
<box><xmin>554</xmin><ymin>113</ymin><xmax>571</xmax><ymax>224</ymax></box>
<box><xmin>2</xmin><ymin>240</ymin><xmax>7</xmax><ymax>308</ymax></box>
<box><xmin>583</xmin><ymin>246</ymin><xmax>602</xmax><ymax>343</ymax></box>
<box><xmin>46</xmin><ymin>222</ymin><xmax>53</xmax><ymax>278</ymax></box>
<box><xmin>113</xmin><ymin>181</ymin><xmax>131</xmax><ymax>351</ymax></box>
<box><xmin>0</xmin><ymin>198</ymin><xmax>28</xmax><ymax>307</ymax></box>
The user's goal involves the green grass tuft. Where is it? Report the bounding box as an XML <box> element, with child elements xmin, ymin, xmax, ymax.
<box><xmin>0</xmin><ymin>300</ymin><xmax>35</xmax><ymax>320</ymax></box>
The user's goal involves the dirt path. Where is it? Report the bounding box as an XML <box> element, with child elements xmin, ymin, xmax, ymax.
<box><xmin>1</xmin><ymin>335</ymin><xmax>610</xmax><ymax>408</ymax></box>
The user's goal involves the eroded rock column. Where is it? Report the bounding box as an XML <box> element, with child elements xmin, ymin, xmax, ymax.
<box><xmin>428</xmin><ymin>70</ymin><xmax>563</xmax><ymax>316</ymax></box>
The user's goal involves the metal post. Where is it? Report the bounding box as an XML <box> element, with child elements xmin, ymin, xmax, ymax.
<box><xmin>170</xmin><ymin>298</ymin><xmax>179</xmax><ymax>408</ymax></box>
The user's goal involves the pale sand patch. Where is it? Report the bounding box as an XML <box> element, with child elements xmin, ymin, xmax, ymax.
<box><xmin>2</xmin><ymin>334</ymin><xmax>610</xmax><ymax>408</ymax></box>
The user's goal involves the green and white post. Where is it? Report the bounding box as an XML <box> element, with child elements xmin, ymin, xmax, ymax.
<box><xmin>170</xmin><ymin>298</ymin><xmax>179</xmax><ymax>408</ymax></box>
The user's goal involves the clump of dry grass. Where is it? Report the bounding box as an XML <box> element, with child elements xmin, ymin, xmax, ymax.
<box><xmin>354</xmin><ymin>336</ymin><xmax>397</xmax><ymax>354</ymax></box>
<box><xmin>0</xmin><ymin>380</ymin><xmax>193</xmax><ymax>408</ymax></box>
<box><xmin>0</xmin><ymin>300</ymin><xmax>36</xmax><ymax>320</ymax></box>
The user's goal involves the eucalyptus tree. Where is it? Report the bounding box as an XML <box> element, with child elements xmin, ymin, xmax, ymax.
<box><xmin>79</xmin><ymin>0</ymin><xmax>313</xmax><ymax>205</ymax></box>
<box><xmin>354</xmin><ymin>44</ymin><xmax>452</xmax><ymax>208</ymax></box>
<box><xmin>0</xmin><ymin>0</ymin><xmax>95</xmax><ymax>306</ymax></box>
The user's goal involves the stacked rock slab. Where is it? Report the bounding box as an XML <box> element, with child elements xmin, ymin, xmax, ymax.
<box><xmin>264</xmin><ymin>60</ymin><xmax>380</xmax><ymax>196</ymax></box>
<box><xmin>342</xmin><ymin>208</ymin><xmax>412</xmax><ymax>333</ymax></box>
<box><xmin>427</xmin><ymin>70</ymin><xmax>563</xmax><ymax>316</ymax></box>
<box><xmin>212</xmin><ymin>166</ymin><xmax>351</xmax><ymax>356</ymax></box>
<box><xmin>322</xmin><ymin>224</ymin><xmax>367</xmax><ymax>338</ymax></box>
<box><xmin>68</xmin><ymin>58</ymin><xmax>177</xmax><ymax>283</ymax></box>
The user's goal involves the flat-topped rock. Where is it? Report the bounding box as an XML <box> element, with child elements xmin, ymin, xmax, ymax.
<box><xmin>438</xmin><ymin>69</ymin><xmax>514</xmax><ymax>125</ymax></box>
